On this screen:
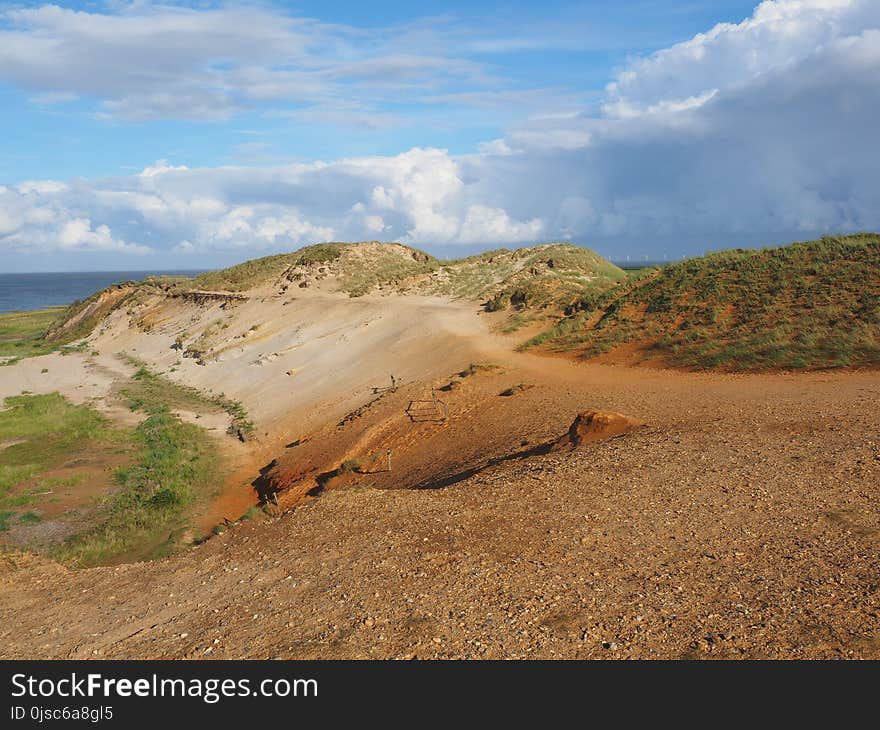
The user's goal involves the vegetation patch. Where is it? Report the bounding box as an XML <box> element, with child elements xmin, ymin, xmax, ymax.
<box><xmin>0</xmin><ymin>307</ymin><xmax>66</xmax><ymax>363</ymax></box>
<box><xmin>526</xmin><ymin>234</ymin><xmax>880</xmax><ymax>371</ymax></box>
<box><xmin>0</xmin><ymin>367</ymin><xmax>232</xmax><ymax>565</ymax></box>
<box><xmin>190</xmin><ymin>244</ymin><xmax>346</xmax><ymax>292</ymax></box>
<box><xmin>56</xmin><ymin>407</ymin><xmax>218</xmax><ymax>567</ymax></box>
<box><xmin>120</xmin><ymin>358</ymin><xmax>255</xmax><ymax>440</ymax></box>
<box><xmin>341</xmin><ymin>249</ymin><xmax>437</xmax><ymax>297</ymax></box>
<box><xmin>191</xmin><ymin>253</ymin><xmax>303</xmax><ymax>292</ymax></box>
<box><xmin>294</xmin><ymin>243</ymin><xmax>345</xmax><ymax>266</ymax></box>
<box><xmin>0</xmin><ymin>393</ymin><xmax>127</xmax><ymax>545</ymax></box>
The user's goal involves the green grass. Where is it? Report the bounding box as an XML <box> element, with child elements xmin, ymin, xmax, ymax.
<box><xmin>190</xmin><ymin>244</ymin><xmax>346</xmax><ymax>292</ymax></box>
<box><xmin>475</xmin><ymin>245</ymin><xmax>626</xmax><ymax>330</ymax></box>
<box><xmin>56</xmin><ymin>407</ymin><xmax>218</xmax><ymax>567</ymax></box>
<box><xmin>435</xmin><ymin>244</ymin><xmax>626</xmax><ymax>308</ymax></box>
<box><xmin>121</xmin><ymin>359</ymin><xmax>254</xmax><ymax>439</ymax></box>
<box><xmin>295</xmin><ymin>243</ymin><xmax>345</xmax><ymax>265</ymax></box>
<box><xmin>341</xmin><ymin>250</ymin><xmax>438</xmax><ymax>297</ymax></box>
<box><xmin>0</xmin><ymin>393</ymin><xmax>119</xmax><ymax>531</ymax></box>
<box><xmin>0</xmin><ymin>374</ymin><xmax>229</xmax><ymax>565</ymax></box>
<box><xmin>0</xmin><ymin>307</ymin><xmax>66</xmax><ymax>362</ymax></box>
<box><xmin>526</xmin><ymin>234</ymin><xmax>880</xmax><ymax>371</ymax></box>
<box><xmin>0</xmin><ymin>393</ymin><xmax>111</xmax><ymax>468</ymax></box>
<box><xmin>53</xmin><ymin>357</ymin><xmax>235</xmax><ymax>566</ymax></box>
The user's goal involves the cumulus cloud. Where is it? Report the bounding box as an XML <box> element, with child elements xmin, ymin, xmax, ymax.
<box><xmin>1</xmin><ymin>0</ymin><xmax>879</xmax><ymax>262</ymax></box>
<box><xmin>0</xmin><ymin>147</ymin><xmax>544</xmax><ymax>256</ymax></box>
<box><xmin>603</xmin><ymin>0</ymin><xmax>880</xmax><ymax>118</ymax></box>
<box><xmin>483</xmin><ymin>3</ymin><xmax>880</xmax><ymax>242</ymax></box>
<box><xmin>0</xmin><ymin>183</ymin><xmax>150</xmax><ymax>255</ymax></box>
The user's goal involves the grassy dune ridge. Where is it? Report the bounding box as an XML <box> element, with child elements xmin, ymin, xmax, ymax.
<box><xmin>189</xmin><ymin>240</ymin><xmax>624</xmax><ymax>301</ymax></box>
<box><xmin>528</xmin><ymin>233</ymin><xmax>880</xmax><ymax>370</ymax></box>
<box><xmin>6</xmin><ymin>235</ymin><xmax>879</xmax><ymax>373</ymax></box>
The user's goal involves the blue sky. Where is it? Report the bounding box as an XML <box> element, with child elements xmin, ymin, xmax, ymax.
<box><xmin>1</xmin><ymin>0</ymin><xmax>878</xmax><ymax>271</ymax></box>
<box><xmin>0</xmin><ymin>1</ymin><xmax>758</xmax><ymax>180</ymax></box>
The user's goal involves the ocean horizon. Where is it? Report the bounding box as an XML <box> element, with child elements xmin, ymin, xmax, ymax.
<box><xmin>0</xmin><ymin>270</ymin><xmax>209</xmax><ymax>314</ymax></box>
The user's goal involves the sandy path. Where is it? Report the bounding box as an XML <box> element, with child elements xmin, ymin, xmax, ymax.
<box><xmin>0</xmin><ymin>352</ymin><xmax>119</xmax><ymax>409</ymax></box>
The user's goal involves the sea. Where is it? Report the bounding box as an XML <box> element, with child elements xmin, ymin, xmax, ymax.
<box><xmin>0</xmin><ymin>271</ymin><xmax>208</xmax><ymax>314</ymax></box>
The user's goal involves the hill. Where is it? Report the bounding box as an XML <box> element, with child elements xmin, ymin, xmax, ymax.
<box><xmin>39</xmin><ymin>241</ymin><xmax>626</xmax><ymax>339</ymax></box>
<box><xmin>188</xmin><ymin>240</ymin><xmax>626</xmax><ymax>316</ymax></box>
<box><xmin>17</xmin><ymin>235</ymin><xmax>880</xmax><ymax>373</ymax></box>
<box><xmin>188</xmin><ymin>242</ymin><xmax>437</xmax><ymax>294</ymax></box>
<box><xmin>527</xmin><ymin>234</ymin><xmax>880</xmax><ymax>371</ymax></box>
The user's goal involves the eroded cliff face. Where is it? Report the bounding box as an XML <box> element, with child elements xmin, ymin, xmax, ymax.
<box><xmin>44</xmin><ymin>283</ymin><xmax>137</xmax><ymax>343</ymax></box>
<box><xmin>84</xmin><ymin>280</ymin><xmax>502</xmax><ymax>439</ymax></box>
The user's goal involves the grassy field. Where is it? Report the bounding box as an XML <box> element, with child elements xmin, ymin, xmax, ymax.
<box><xmin>0</xmin><ymin>376</ymin><xmax>228</xmax><ymax>566</ymax></box>
<box><xmin>526</xmin><ymin>234</ymin><xmax>880</xmax><ymax>371</ymax></box>
<box><xmin>0</xmin><ymin>307</ymin><xmax>66</xmax><ymax>363</ymax></box>
<box><xmin>0</xmin><ymin>393</ymin><xmax>123</xmax><ymax>536</ymax></box>
<box><xmin>56</xmin><ymin>406</ymin><xmax>218</xmax><ymax>567</ymax></box>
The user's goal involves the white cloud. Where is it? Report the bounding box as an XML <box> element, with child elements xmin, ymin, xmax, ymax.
<box><xmin>1</xmin><ymin>0</ymin><xmax>879</xmax><ymax>261</ymax></box>
<box><xmin>603</xmin><ymin>0</ymin><xmax>880</xmax><ymax>118</ymax></box>
<box><xmin>364</xmin><ymin>215</ymin><xmax>387</xmax><ymax>233</ymax></box>
<box><xmin>0</xmin><ymin>4</ymin><xmax>489</xmax><ymax>122</ymax></box>
<box><xmin>459</xmin><ymin>205</ymin><xmax>544</xmax><ymax>244</ymax></box>
<box><xmin>0</xmin><ymin>185</ymin><xmax>150</xmax><ymax>254</ymax></box>
<box><xmin>138</xmin><ymin>160</ymin><xmax>190</xmax><ymax>178</ymax></box>
<box><xmin>16</xmin><ymin>180</ymin><xmax>69</xmax><ymax>195</ymax></box>
<box><xmin>56</xmin><ymin>218</ymin><xmax>146</xmax><ymax>254</ymax></box>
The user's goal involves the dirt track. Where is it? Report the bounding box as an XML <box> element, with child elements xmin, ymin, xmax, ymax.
<box><xmin>2</xmin><ymin>329</ymin><xmax>878</xmax><ymax>657</ymax></box>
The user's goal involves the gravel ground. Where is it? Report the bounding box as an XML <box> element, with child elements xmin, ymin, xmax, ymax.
<box><xmin>1</xmin><ymin>363</ymin><xmax>878</xmax><ymax>659</ymax></box>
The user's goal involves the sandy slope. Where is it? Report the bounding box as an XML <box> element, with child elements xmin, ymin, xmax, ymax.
<box><xmin>90</xmin><ymin>287</ymin><xmax>502</xmax><ymax>439</ymax></box>
<box><xmin>2</xmin><ymin>287</ymin><xmax>507</xmax><ymax>529</ymax></box>
<box><xmin>1</xmin><ymin>283</ymin><xmax>879</xmax><ymax>659</ymax></box>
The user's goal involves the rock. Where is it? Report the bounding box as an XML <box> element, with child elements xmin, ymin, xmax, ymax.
<box><xmin>553</xmin><ymin>410</ymin><xmax>642</xmax><ymax>450</ymax></box>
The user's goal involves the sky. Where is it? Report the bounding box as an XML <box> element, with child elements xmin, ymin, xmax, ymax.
<box><xmin>0</xmin><ymin>0</ymin><xmax>878</xmax><ymax>271</ymax></box>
